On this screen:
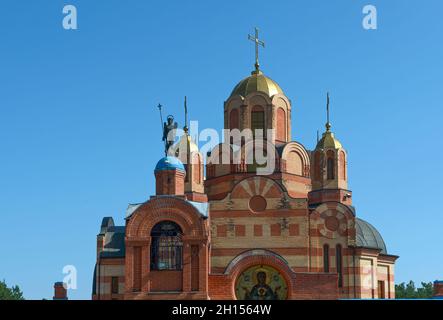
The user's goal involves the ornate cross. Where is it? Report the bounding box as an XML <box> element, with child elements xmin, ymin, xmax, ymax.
<box><xmin>248</xmin><ymin>27</ymin><xmax>265</xmax><ymax>72</ymax></box>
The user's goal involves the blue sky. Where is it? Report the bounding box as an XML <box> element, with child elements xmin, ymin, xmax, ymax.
<box><xmin>0</xmin><ymin>0</ymin><xmax>442</xmax><ymax>299</ymax></box>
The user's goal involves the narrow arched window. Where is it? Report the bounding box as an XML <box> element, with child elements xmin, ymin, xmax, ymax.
<box><xmin>327</xmin><ymin>157</ymin><xmax>334</xmax><ymax>180</ymax></box>
<box><xmin>193</xmin><ymin>154</ymin><xmax>201</xmax><ymax>184</ymax></box>
<box><xmin>339</xmin><ymin>151</ymin><xmax>346</xmax><ymax>180</ymax></box>
<box><xmin>323</xmin><ymin>244</ymin><xmax>330</xmax><ymax>273</ymax></box>
<box><xmin>150</xmin><ymin>221</ymin><xmax>183</xmax><ymax>271</ymax></box>
<box><xmin>336</xmin><ymin>244</ymin><xmax>343</xmax><ymax>287</ymax></box>
<box><xmin>230</xmin><ymin>109</ymin><xmax>239</xmax><ymax>130</ymax></box>
<box><xmin>276</xmin><ymin>107</ymin><xmax>286</xmax><ymax>141</ymax></box>
<box><xmin>251</xmin><ymin>106</ymin><xmax>265</xmax><ymax>136</ymax></box>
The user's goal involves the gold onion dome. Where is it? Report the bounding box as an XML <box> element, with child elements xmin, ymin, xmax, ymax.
<box><xmin>316</xmin><ymin>124</ymin><xmax>343</xmax><ymax>150</ymax></box>
<box><xmin>230</xmin><ymin>70</ymin><xmax>284</xmax><ymax>98</ymax></box>
<box><xmin>316</xmin><ymin>131</ymin><xmax>342</xmax><ymax>150</ymax></box>
<box><xmin>315</xmin><ymin>92</ymin><xmax>342</xmax><ymax>150</ymax></box>
<box><xmin>172</xmin><ymin>130</ymin><xmax>199</xmax><ymax>157</ymax></box>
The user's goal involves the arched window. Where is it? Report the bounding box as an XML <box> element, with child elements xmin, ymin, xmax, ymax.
<box><xmin>327</xmin><ymin>155</ymin><xmax>335</xmax><ymax>180</ymax></box>
<box><xmin>276</xmin><ymin>107</ymin><xmax>286</xmax><ymax>141</ymax></box>
<box><xmin>339</xmin><ymin>150</ymin><xmax>346</xmax><ymax>180</ymax></box>
<box><xmin>230</xmin><ymin>109</ymin><xmax>239</xmax><ymax>130</ymax></box>
<box><xmin>314</xmin><ymin>151</ymin><xmax>321</xmax><ymax>180</ymax></box>
<box><xmin>323</xmin><ymin>244</ymin><xmax>330</xmax><ymax>273</ymax></box>
<box><xmin>251</xmin><ymin>106</ymin><xmax>265</xmax><ymax>136</ymax></box>
<box><xmin>336</xmin><ymin>244</ymin><xmax>343</xmax><ymax>287</ymax></box>
<box><xmin>150</xmin><ymin>221</ymin><xmax>183</xmax><ymax>271</ymax></box>
<box><xmin>286</xmin><ymin>151</ymin><xmax>303</xmax><ymax>176</ymax></box>
<box><xmin>193</xmin><ymin>154</ymin><xmax>201</xmax><ymax>184</ymax></box>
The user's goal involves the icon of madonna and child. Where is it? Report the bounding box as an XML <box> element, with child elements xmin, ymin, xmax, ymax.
<box><xmin>235</xmin><ymin>265</ymin><xmax>288</xmax><ymax>300</ymax></box>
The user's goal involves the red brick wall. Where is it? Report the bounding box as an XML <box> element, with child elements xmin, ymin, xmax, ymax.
<box><xmin>292</xmin><ymin>273</ymin><xmax>339</xmax><ymax>299</ymax></box>
<box><xmin>150</xmin><ymin>271</ymin><xmax>183</xmax><ymax>292</ymax></box>
<box><xmin>155</xmin><ymin>170</ymin><xmax>185</xmax><ymax>196</ymax></box>
<box><xmin>208</xmin><ymin>275</ymin><xmax>234</xmax><ymax>299</ymax></box>
<box><xmin>254</xmin><ymin>224</ymin><xmax>263</xmax><ymax>236</ymax></box>
<box><xmin>235</xmin><ymin>225</ymin><xmax>246</xmax><ymax>237</ymax></box>
<box><xmin>270</xmin><ymin>223</ymin><xmax>281</xmax><ymax>236</ymax></box>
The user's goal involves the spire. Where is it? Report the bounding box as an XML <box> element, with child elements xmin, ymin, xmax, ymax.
<box><xmin>183</xmin><ymin>96</ymin><xmax>188</xmax><ymax>133</ymax></box>
<box><xmin>315</xmin><ymin>91</ymin><xmax>343</xmax><ymax>150</ymax></box>
<box><xmin>248</xmin><ymin>27</ymin><xmax>265</xmax><ymax>74</ymax></box>
<box><xmin>325</xmin><ymin>92</ymin><xmax>331</xmax><ymax>132</ymax></box>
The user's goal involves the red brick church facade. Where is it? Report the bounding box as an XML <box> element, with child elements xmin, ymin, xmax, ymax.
<box><xmin>92</xmin><ymin>60</ymin><xmax>398</xmax><ymax>300</ymax></box>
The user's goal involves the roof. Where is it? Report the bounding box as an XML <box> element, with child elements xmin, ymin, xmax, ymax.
<box><xmin>98</xmin><ymin>218</ymin><xmax>125</xmax><ymax>258</ymax></box>
<box><xmin>187</xmin><ymin>200</ymin><xmax>209</xmax><ymax>217</ymax></box>
<box><xmin>230</xmin><ymin>70</ymin><xmax>284</xmax><ymax>98</ymax></box>
<box><xmin>315</xmin><ymin>130</ymin><xmax>343</xmax><ymax>150</ymax></box>
<box><xmin>125</xmin><ymin>203</ymin><xmax>143</xmax><ymax>218</ymax></box>
<box><xmin>125</xmin><ymin>197</ymin><xmax>209</xmax><ymax>220</ymax></box>
<box><xmin>355</xmin><ymin>218</ymin><xmax>387</xmax><ymax>254</ymax></box>
<box><xmin>154</xmin><ymin>156</ymin><xmax>185</xmax><ymax>172</ymax></box>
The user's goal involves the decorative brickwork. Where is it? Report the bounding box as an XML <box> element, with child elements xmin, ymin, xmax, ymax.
<box><xmin>93</xmin><ymin>63</ymin><xmax>398</xmax><ymax>300</ymax></box>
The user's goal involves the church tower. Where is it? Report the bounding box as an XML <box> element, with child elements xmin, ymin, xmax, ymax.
<box><xmin>224</xmin><ymin>28</ymin><xmax>291</xmax><ymax>145</ymax></box>
<box><xmin>154</xmin><ymin>156</ymin><xmax>186</xmax><ymax>196</ymax></box>
<box><xmin>171</xmin><ymin>97</ymin><xmax>207</xmax><ymax>202</ymax></box>
<box><xmin>309</xmin><ymin>93</ymin><xmax>351</xmax><ymax>206</ymax></box>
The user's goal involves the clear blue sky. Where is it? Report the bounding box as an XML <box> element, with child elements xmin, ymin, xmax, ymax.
<box><xmin>0</xmin><ymin>0</ymin><xmax>442</xmax><ymax>300</ymax></box>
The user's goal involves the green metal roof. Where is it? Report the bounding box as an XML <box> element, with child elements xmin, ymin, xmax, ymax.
<box><xmin>355</xmin><ymin>218</ymin><xmax>387</xmax><ymax>254</ymax></box>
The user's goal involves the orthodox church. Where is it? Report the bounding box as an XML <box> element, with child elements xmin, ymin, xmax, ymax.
<box><xmin>92</xmin><ymin>30</ymin><xmax>398</xmax><ymax>300</ymax></box>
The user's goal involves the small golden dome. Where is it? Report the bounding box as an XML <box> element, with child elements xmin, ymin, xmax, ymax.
<box><xmin>315</xmin><ymin>131</ymin><xmax>342</xmax><ymax>150</ymax></box>
<box><xmin>230</xmin><ymin>70</ymin><xmax>284</xmax><ymax>98</ymax></box>
<box><xmin>171</xmin><ymin>133</ymin><xmax>199</xmax><ymax>157</ymax></box>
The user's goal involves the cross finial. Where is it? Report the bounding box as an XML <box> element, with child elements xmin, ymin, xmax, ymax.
<box><xmin>248</xmin><ymin>27</ymin><xmax>265</xmax><ymax>73</ymax></box>
<box><xmin>326</xmin><ymin>92</ymin><xmax>331</xmax><ymax>131</ymax></box>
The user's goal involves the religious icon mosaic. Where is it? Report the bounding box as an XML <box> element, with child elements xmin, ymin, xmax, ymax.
<box><xmin>235</xmin><ymin>265</ymin><xmax>288</xmax><ymax>300</ymax></box>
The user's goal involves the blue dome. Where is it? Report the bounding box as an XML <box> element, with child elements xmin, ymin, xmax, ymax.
<box><xmin>155</xmin><ymin>156</ymin><xmax>185</xmax><ymax>172</ymax></box>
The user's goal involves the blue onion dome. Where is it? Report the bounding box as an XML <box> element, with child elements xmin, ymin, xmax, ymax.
<box><xmin>154</xmin><ymin>156</ymin><xmax>185</xmax><ymax>172</ymax></box>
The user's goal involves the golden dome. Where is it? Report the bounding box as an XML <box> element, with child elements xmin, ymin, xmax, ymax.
<box><xmin>230</xmin><ymin>70</ymin><xmax>284</xmax><ymax>98</ymax></box>
<box><xmin>171</xmin><ymin>132</ymin><xmax>199</xmax><ymax>158</ymax></box>
<box><xmin>315</xmin><ymin>130</ymin><xmax>342</xmax><ymax>150</ymax></box>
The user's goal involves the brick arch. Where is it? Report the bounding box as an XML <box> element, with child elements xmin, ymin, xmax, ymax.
<box><xmin>224</xmin><ymin>96</ymin><xmax>243</xmax><ymax>133</ymax></box>
<box><xmin>223</xmin><ymin>249</ymin><xmax>295</xmax><ymax>300</ymax></box>
<box><xmin>271</xmin><ymin>94</ymin><xmax>291</xmax><ymax>111</ymax></box>
<box><xmin>244</xmin><ymin>91</ymin><xmax>272</xmax><ymax>106</ymax></box>
<box><xmin>280</xmin><ymin>142</ymin><xmax>310</xmax><ymax>177</ymax></box>
<box><xmin>230</xmin><ymin>176</ymin><xmax>284</xmax><ymax>200</ymax></box>
<box><xmin>126</xmin><ymin>197</ymin><xmax>207</xmax><ymax>238</ymax></box>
